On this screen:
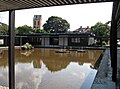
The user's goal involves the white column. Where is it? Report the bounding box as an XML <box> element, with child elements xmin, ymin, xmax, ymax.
<box><xmin>45</xmin><ymin>37</ymin><xmax>49</xmax><ymax>46</ymax></box>
<box><xmin>59</xmin><ymin>37</ymin><xmax>63</xmax><ymax>46</ymax></box>
<box><xmin>64</xmin><ymin>37</ymin><xmax>68</xmax><ymax>46</ymax></box>
<box><xmin>41</xmin><ymin>37</ymin><xmax>45</xmax><ymax>46</ymax></box>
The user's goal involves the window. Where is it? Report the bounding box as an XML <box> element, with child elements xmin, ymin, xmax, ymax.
<box><xmin>34</xmin><ymin>21</ymin><xmax>36</xmax><ymax>25</ymax></box>
<box><xmin>0</xmin><ymin>39</ymin><xmax>4</xmax><ymax>45</ymax></box>
<box><xmin>71</xmin><ymin>38</ymin><xmax>80</xmax><ymax>43</ymax></box>
<box><xmin>38</xmin><ymin>21</ymin><xmax>39</xmax><ymax>25</ymax></box>
<box><xmin>78</xmin><ymin>38</ymin><xmax>80</xmax><ymax>43</ymax></box>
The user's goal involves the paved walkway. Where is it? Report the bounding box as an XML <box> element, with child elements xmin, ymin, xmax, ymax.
<box><xmin>117</xmin><ymin>49</ymin><xmax>120</xmax><ymax>88</ymax></box>
<box><xmin>91</xmin><ymin>49</ymin><xmax>116</xmax><ymax>89</ymax></box>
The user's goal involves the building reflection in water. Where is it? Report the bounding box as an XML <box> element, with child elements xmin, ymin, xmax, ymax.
<box><xmin>0</xmin><ymin>48</ymin><xmax>103</xmax><ymax>89</ymax></box>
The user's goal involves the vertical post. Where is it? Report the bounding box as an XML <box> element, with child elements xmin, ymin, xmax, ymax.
<box><xmin>44</xmin><ymin>37</ymin><xmax>45</xmax><ymax>47</ymax></box>
<box><xmin>8</xmin><ymin>10</ymin><xmax>15</xmax><ymax>89</ymax></box>
<box><xmin>63</xmin><ymin>36</ymin><xmax>66</xmax><ymax>49</ymax></box>
<box><xmin>61</xmin><ymin>37</ymin><xmax>64</xmax><ymax>49</ymax></box>
<box><xmin>110</xmin><ymin>1</ymin><xmax>117</xmax><ymax>82</ymax></box>
<box><xmin>20</xmin><ymin>36</ymin><xmax>22</xmax><ymax>46</ymax></box>
<box><xmin>4</xmin><ymin>36</ymin><xmax>8</xmax><ymax>46</ymax></box>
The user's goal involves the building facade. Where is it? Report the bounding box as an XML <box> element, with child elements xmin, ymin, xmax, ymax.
<box><xmin>33</xmin><ymin>15</ymin><xmax>42</xmax><ymax>30</ymax></box>
<box><xmin>0</xmin><ymin>32</ymin><xmax>95</xmax><ymax>48</ymax></box>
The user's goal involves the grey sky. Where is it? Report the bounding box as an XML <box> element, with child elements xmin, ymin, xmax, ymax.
<box><xmin>0</xmin><ymin>2</ymin><xmax>113</xmax><ymax>31</ymax></box>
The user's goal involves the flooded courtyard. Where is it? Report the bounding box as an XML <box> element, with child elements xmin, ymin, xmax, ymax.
<box><xmin>0</xmin><ymin>48</ymin><xmax>103</xmax><ymax>89</ymax></box>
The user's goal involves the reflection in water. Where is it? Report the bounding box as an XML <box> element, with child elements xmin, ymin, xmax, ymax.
<box><xmin>20</xmin><ymin>50</ymin><xmax>34</xmax><ymax>56</ymax></box>
<box><xmin>0</xmin><ymin>48</ymin><xmax>103</xmax><ymax>89</ymax></box>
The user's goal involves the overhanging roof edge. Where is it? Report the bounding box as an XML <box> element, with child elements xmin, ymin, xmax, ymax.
<box><xmin>0</xmin><ymin>1</ymin><xmax>113</xmax><ymax>12</ymax></box>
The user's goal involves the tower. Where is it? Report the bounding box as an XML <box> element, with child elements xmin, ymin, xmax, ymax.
<box><xmin>33</xmin><ymin>15</ymin><xmax>42</xmax><ymax>30</ymax></box>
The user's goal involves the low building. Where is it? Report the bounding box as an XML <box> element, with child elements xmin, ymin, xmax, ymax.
<box><xmin>73</xmin><ymin>26</ymin><xmax>91</xmax><ymax>33</ymax></box>
<box><xmin>0</xmin><ymin>32</ymin><xmax>95</xmax><ymax>48</ymax></box>
<box><xmin>17</xmin><ymin>32</ymin><xmax>95</xmax><ymax>48</ymax></box>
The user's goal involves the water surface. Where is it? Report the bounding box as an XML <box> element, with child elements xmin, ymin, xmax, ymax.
<box><xmin>0</xmin><ymin>48</ymin><xmax>103</xmax><ymax>89</ymax></box>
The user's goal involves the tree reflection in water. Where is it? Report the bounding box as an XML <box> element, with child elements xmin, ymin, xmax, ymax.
<box><xmin>0</xmin><ymin>48</ymin><xmax>103</xmax><ymax>71</ymax></box>
<box><xmin>0</xmin><ymin>48</ymin><xmax>103</xmax><ymax>89</ymax></box>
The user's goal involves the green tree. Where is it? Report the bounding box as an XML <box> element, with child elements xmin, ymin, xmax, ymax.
<box><xmin>16</xmin><ymin>25</ymin><xmax>33</xmax><ymax>34</ymax></box>
<box><xmin>33</xmin><ymin>28</ymin><xmax>41</xmax><ymax>33</ymax></box>
<box><xmin>91</xmin><ymin>22</ymin><xmax>110</xmax><ymax>37</ymax></box>
<box><xmin>32</xmin><ymin>28</ymin><xmax>48</xmax><ymax>34</ymax></box>
<box><xmin>0</xmin><ymin>24</ymin><xmax>8</xmax><ymax>35</ymax></box>
<box><xmin>43</xmin><ymin>16</ymin><xmax>70</xmax><ymax>33</ymax></box>
<box><xmin>91</xmin><ymin>21</ymin><xmax>111</xmax><ymax>46</ymax></box>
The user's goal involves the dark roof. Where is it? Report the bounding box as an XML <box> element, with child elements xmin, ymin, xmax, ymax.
<box><xmin>13</xmin><ymin>32</ymin><xmax>95</xmax><ymax>37</ymax></box>
<box><xmin>0</xmin><ymin>0</ymin><xmax>113</xmax><ymax>12</ymax></box>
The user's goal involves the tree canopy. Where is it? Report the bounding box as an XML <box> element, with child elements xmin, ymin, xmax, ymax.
<box><xmin>0</xmin><ymin>24</ymin><xmax>8</xmax><ymax>35</ymax></box>
<box><xmin>16</xmin><ymin>25</ymin><xmax>33</xmax><ymax>35</ymax></box>
<box><xmin>91</xmin><ymin>22</ymin><xmax>110</xmax><ymax>37</ymax></box>
<box><xmin>43</xmin><ymin>16</ymin><xmax>70</xmax><ymax>33</ymax></box>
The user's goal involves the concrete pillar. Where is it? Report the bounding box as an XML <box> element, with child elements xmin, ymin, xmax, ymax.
<box><xmin>110</xmin><ymin>1</ymin><xmax>118</xmax><ymax>82</ymax></box>
<box><xmin>59</xmin><ymin>37</ymin><xmax>63</xmax><ymax>46</ymax></box>
<box><xmin>88</xmin><ymin>37</ymin><xmax>94</xmax><ymax>45</ymax></box>
<box><xmin>41</xmin><ymin>36</ymin><xmax>49</xmax><ymax>46</ymax></box>
<box><xmin>59</xmin><ymin>35</ymin><xmax>68</xmax><ymax>47</ymax></box>
<box><xmin>41</xmin><ymin>37</ymin><xmax>45</xmax><ymax>46</ymax></box>
<box><xmin>44</xmin><ymin>37</ymin><xmax>49</xmax><ymax>46</ymax></box>
<box><xmin>8</xmin><ymin>10</ymin><xmax>15</xmax><ymax>89</ymax></box>
<box><xmin>64</xmin><ymin>37</ymin><xmax>68</xmax><ymax>46</ymax></box>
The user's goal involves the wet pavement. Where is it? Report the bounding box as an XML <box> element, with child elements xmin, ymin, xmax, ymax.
<box><xmin>91</xmin><ymin>49</ymin><xmax>116</xmax><ymax>89</ymax></box>
<box><xmin>117</xmin><ymin>48</ymin><xmax>120</xmax><ymax>88</ymax></box>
